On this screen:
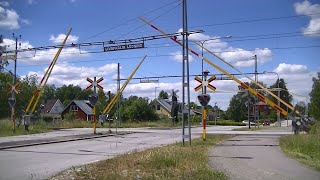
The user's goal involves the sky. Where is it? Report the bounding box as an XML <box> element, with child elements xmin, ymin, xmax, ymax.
<box><xmin>0</xmin><ymin>0</ymin><xmax>319</xmax><ymax>110</ymax></box>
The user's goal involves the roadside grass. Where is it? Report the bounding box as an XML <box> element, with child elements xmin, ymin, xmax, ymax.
<box><xmin>0</xmin><ymin>120</ymin><xmax>50</xmax><ymax>137</ymax></box>
<box><xmin>207</xmin><ymin>120</ymin><xmax>246</xmax><ymax>126</ymax></box>
<box><xmin>233</xmin><ymin>126</ymin><xmax>273</xmax><ymax>131</ymax></box>
<box><xmin>0</xmin><ymin>117</ymin><xmax>245</xmax><ymax>137</ymax></box>
<box><xmin>52</xmin><ymin>135</ymin><xmax>231</xmax><ymax>180</ymax></box>
<box><xmin>280</xmin><ymin>122</ymin><xmax>320</xmax><ymax>170</ymax></box>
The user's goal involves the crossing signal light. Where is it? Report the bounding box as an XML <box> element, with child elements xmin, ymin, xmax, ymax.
<box><xmin>198</xmin><ymin>94</ymin><xmax>211</xmax><ymax>107</ymax></box>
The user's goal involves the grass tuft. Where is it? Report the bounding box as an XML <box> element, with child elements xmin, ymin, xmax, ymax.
<box><xmin>52</xmin><ymin>135</ymin><xmax>231</xmax><ymax>180</ymax></box>
<box><xmin>280</xmin><ymin>121</ymin><xmax>320</xmax><ymax>170</ymax></box>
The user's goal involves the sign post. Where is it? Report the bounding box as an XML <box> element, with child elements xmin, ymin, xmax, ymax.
<box><xmin>195</xmin><ymin>70</ymin><xmax>216</xmax><ymax>141</ymax></box>
<box><xmin>86</xmin><ymin>77</ymin><xmax>103</xmax><ymax>134</ymax></box>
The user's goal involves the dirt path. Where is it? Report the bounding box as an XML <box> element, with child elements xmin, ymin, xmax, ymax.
<box><xmin>209</xmin><ymin>134</ymin><xmax>320</xmax><ymax>180</ymax></box>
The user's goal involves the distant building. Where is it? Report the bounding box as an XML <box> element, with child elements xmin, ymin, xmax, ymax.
<box><xmin>61</xmin><ymin>100</ymin><xmax>94</xmax><ymax>121</ymax></box>
<box><xmin>40</xmin><ymin>99</ymin><xmax>64</xmax><ymax>120</ymax></box>
<box><xmin>151</xmin><ymin>98</ymin><xmax>199</xmax><ymax>117</ymax></box>
<box><xmin>250</xmin><ymin>101</ymin><xmax>271</xmax><ymax>118</ymax></box>
<box><xmin>151</xmin><ymin>99</ymin><xmax>172</xmax><ymax>116</ymax></box>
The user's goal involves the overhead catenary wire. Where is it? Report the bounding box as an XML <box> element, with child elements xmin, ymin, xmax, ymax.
<box><xmin>14</xmin><ymin>44</ymin><xmax>320</xmax><ymax>68</ymax></box>
<box><xmin>80</xmin><ymin>0</ymin><xmax>181</xmax><ymax>42</ymax></box>
<box><xmin>189</xmin><ymin>12</ymin><xmax>320</xmax><ymax>29</ymax></box>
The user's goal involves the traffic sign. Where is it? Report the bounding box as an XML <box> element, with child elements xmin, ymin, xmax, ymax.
<box><xmin>0</xmin><ymin>55</ymin><xmax>16</xmax><ymax>60</ymax></box>
<box><xmin>89</xmin><ymin>94</ymin><xmax>98</xmax><ymax>106</ymax></box>
<box><xmin>104</xmin><ymin>42</ymin><xmax>144</xmax><ymax>52</ymax></box>
<box><xmin>194</xmin><ymin>75</ymin><xmax>216</xmax><ymax>92</ymax></box>
<box><xmin>7</xmin><ymin>82</ymin><xmax>20</xmax><ymax>95</ymax></box>
<box><xmin>197</xmin><ymin>94</ymin><xmax>211</xmax><ymax>106</ymax></box>
<box><xmin>8</xmin><ymin>98</ymin><xmax>16</xmax><ymax>108</ymax></box>
<box><xmin>86</xmin><ymin>77</ymin><xmax>103</xmax><ymax>91</ymax></box>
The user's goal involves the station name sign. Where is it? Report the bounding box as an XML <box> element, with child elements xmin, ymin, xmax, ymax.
<box><xmin>104</xmin><ymin>42</ymin><xmax>144</xmax><ymax>52</ymax></box>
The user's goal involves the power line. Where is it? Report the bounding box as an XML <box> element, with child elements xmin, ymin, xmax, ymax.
<box><xmin>15</xmin><ymin>44</ymin><xmax>320</xmax><ymax>68</ymax></box>
<box><xmin>189</xmin><ymin>12</ymin><xmax>320</xmax><ymax>29</ymax></box>
<box><xmin>3</xmin><ymin>30</ymin><xmax>203</xmax><ymax>54</ymax></box>
<box><xmin>80</xmin><ymin>0</ymin><xmax>181</xmax><ymax>42</ymax></box>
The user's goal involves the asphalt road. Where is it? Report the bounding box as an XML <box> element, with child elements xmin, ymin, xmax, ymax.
<box><xmin>0</xmin><ymin>125</ymin><xmax>293</xmax><ymax>180</ymax></box>
<box><xmin>208</xmin><ymin>131</ymin><xmax>320</xmax><ymax>180</ymax></box>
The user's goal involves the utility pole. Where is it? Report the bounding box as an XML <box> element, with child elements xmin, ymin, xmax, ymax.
<box><xmin>202</xmin><ymin>70</ymin><xmax>209</xmax><ymax>141</ymax></box>
<box><xmin>10</xmin><ymin>34</ymin><xmax>20</xmax><ymax>132</ymax></box>
<box><xmin>254</xmin><ymin>55</ymin><xmax>258</xmax><ymax>127</ymax></box>
<box><xmin>117</xmin><ymin>63</ymin><xmax>121</xmax><ymax>128</ymax></box>
<box><xmin>182</xmin><ymin>0</ymin><xmax>191</xmax><ymax>145</ymax></box>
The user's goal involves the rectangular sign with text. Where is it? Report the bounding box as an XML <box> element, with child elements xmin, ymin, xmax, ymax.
<box><xmin>104</xmin><ymin>42</ymin><xmax>144</xmax><ymax>52</ymax></box>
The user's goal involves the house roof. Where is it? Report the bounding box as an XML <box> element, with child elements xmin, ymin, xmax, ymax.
<box><xmin>73</xmin><ymin>100</ymin><xmax>93</xmax><ymax>115</ymax></box>
<box><xmin>63</xmin><ymin>100</ymin><xmax>93</xmax><ymax>115</ymax></box>
<box><xmin>42</xmin><ymin>99</ymin><xmax>58</xmax><ymax>113</ymax></box>
<box><xmin>156</xmin><ymin>99</ymin><xmax>172</xmax><ymax>112</ymax></box>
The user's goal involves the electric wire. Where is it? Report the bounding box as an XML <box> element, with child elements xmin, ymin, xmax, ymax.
<box><xmin>189</xmin><ymin>12</ymin><xmax>320</xmax><ymax>29</ymax></box>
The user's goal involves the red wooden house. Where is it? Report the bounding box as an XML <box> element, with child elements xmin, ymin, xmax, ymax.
<box><xmin>61</xmin><ymin>100</ymin><xmax>94</xmax><ymax>121</ymax></box>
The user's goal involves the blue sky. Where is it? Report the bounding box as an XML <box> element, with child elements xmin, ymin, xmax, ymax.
<box><xmin>1</xmin><ymin>0</ymin><xmax>319</xmax><ymax>110</ymax></box>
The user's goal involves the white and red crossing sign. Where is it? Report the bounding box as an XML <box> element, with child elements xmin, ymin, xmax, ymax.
<box><xmin>7</xmin><ymin>82</ymin><xmax>20</xmax><ymax>95</ymax></box>
<box><xmin>86</xmin><ymin>77</ymin><xmax>104</xmax><ymax>91</ymax></box>
<box><xmin>194</xmin><ymin>75</ymin><xmax>216</xmax><ymax>92</ymax></box>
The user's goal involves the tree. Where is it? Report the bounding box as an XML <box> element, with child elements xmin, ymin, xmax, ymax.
<box><xmin>268</xmin><ymin>78</ymin><xmax>292</xmax><ymax>118</ymax></box>
<box><xmin>120</xmin><ymin>96</ymin><xmax>158</xmax><ymax>121</ymax></box>
<box><xmin>309</xmin><ymin>72</ymin><xmax>320</xmax><ymax>120</ymax></box>
<box><xmin>295</xmin><ymin>101</ymin><xmax>306</xmax><ymax>116</ymax></box>
<box><xmin>226</xmin><ymin>94</ymin><xmax>247</xmax><ymax>122</ymax></box>
<box><xmin>0</xmin><ymin>72</ymin><xmax>12</xmax><ymax>119</ymax></box>
<box><xmin>158</xmin><ymin>90</ymin><xmax>168</xmax><ymax>99</ymax></box>
<box><xmin>55</xmin><ymin>85</ymin><xmax>83</xmax><ymax>106</ymax></box>
<box><xmin>226</xmin><ymin>82</ymin><xmax>261</xmax><ymax>122</ymax></box>
<box><xmin>42</xmin><ymin>84</ymin><xmax>56</xmax><ymax>100</ymax></box>
<box><xmin>16</xmin><ymin>74</ymin><xmax>38</xmax><ymax>118</ymax></box>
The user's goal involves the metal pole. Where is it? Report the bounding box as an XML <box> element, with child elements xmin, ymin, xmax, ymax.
<box><xmin>11</xmin><ymin>36</ymin><xmax>18</xmax><ymax>132</ymax></box>
<box><xmin>277</xmin><ymin>74</ymin><xmax>280</xmax><ymax>127</ymax></box>
<box><xmin>248</xmin><ymin>94</ymin><xmax>251</xmax><ymax>129</ymax></box>
<box><xmin>181</xmin><ymin>0</ymin><xmax>186</xmax><ymax>145</ymax></box>
<box><xmin>93</xmin><ymin>77</ymin><xmax>97</xmax><ymax>134</ymax></box>
<box><xmin>117</xmin><ymin>63</ymin><xmax>120</xmax><ymax>128</ymax></box>
<box><xmin>185</xmin><ymin>0</ymin><xmax>191</xmax><ymax>145</ymax></box>
<box><xmin>254</xmin><ymin>55</ymin><xmax>257</xmax><ymax>127</ymax></box>
<box><xmin>202</xmin><ymin>71</ymin><xmax>208</xmax><ymax>141</ymax></box>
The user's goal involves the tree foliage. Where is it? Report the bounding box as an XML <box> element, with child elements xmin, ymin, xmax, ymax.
<box><xmin>268</xmin><ymin>78</ymin><xmax>292</xmax><ymax>117</ymax></box>
<box><xmin>310</xmin><ymin>72</ymin><xmax>320</xmax><ymax>120</ymax></box>
<box><xmin>120</xmin><ymin>96</ymin><xmax>158</xmax><ymax>121</ymax></box>
<box><xmin>158</xmin><ymin>90</ymin><xmax>168</xmax><ymax>99</ymax></box>
<box><xmin>226</xmin><ymin>82</ymin><xmax>260</xmax><ymax>122</ymax></box>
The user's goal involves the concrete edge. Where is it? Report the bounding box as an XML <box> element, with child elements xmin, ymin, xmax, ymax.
<box><xmin>0</xmin><ymin>131</ymin><xmax>134</xmax><ymax>150</ymax></box>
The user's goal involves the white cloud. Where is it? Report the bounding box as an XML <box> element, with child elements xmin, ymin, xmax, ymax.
<box><xmin>29</xmin><ymin>63</ymin><xmax>118</xmax><ymax>88</ymax></box>
<box><xmin>170</xmin><ymin>51</ymin><xmax>194</xmax><ymax>62</ymax></box>
<box><xmin>294</xmin><ymin>0</ymin><xmax>320</xmax><ymax>36</ymax></box>
<box><xmin>173</xmin><ymin>30</ymin><xmax>272</xmax><ymax>67</ymax></box>
<box><xmin>0</xmin><ymin>1</ymin><xmax>9</xmax><ymax>6</ymax></box>
<box><xmin>21</xmin><ymin>18</ymin><xmax>31</xmax><ymax>25</ymax></box>
<box><xmin>219</xmin><ymin>48</ymin><xmax>272</xmax><ymax>67</ymax></box>
<box><xmin>0</xmin><ymin>6</ymin><xmax>20</xmax><ymax>29</ymax></box>
<box><xmin>2</xmin><ymin>34</ymin><xmax>86</xmax><ymax>64</ymax></box>
<box><xmin>49</xmin><ymin>34</ymin><xmax>79</xmax><ymax>44</ymax></box>
<box><xmin>274</xmin><ymin>63</ymin><xmax>309</xmax><ymax>74</ymax></box>
<box><xmin>28</xmin><ymin>0</ymin><xmax>36</xmax><ymax>5</ymax></box>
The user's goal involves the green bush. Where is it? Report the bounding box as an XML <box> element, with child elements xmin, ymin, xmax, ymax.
<box><xmin>64</xmin><ymin>112</ymin><xmax>76</xmax><ymax>122</ymax></box>
<box><xmin>207</xmin><ymin>120</ymin><xmax>246</xmax><ymax>126</ymax></box>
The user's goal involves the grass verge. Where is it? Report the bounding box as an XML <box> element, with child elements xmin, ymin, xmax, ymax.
<box><xmin>0</xmin><ymin>120</ymin><xmax>51</xmax><ymax>137</ymax></box>
<box><xmin>232</xmin><ymin>126</ymin><xmax>273</xmax><ymax>131</ymax></box>
<box><xmin>280</xmin><ymin>122</ymin><xmax>320</xmax><ymax>170</ymax></box>
<box><xmin>52</xmin><ymin>135</ymin><xmax>231</xmax><ymax>180</ymax></box>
